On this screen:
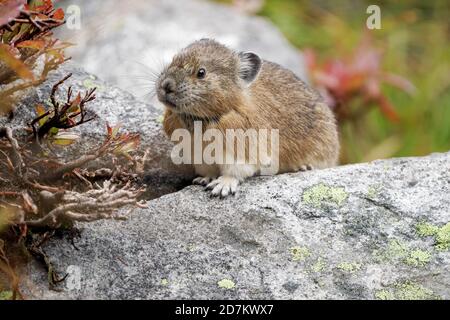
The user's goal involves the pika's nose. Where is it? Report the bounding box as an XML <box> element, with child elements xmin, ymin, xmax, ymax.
<box><xmin>161</xmin><ymin>78</ymin><xmax>175</xmax><ymax>95</ymax></box>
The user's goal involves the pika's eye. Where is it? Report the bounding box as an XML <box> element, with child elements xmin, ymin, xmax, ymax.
<box><xmin>197</xmin><ymin>68</ymin><xmax>206</xmax><ymax>79</ymax></box>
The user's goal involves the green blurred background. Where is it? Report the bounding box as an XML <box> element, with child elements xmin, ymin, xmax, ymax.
<box><xmin>215</xmin><ymin>0</ymin><xmax>450</xmax><ymax>164</ymax></box>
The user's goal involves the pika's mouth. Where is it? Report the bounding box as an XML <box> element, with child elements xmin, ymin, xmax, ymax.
<box><xmin>162</xmin><ymin>97</ymin><xmax>177</xmax><ymax>109</ymax></box>
<box><xmin>157</xmin><ymin>77</ymin><xmax>179</xmax><ymax>109</ymax></box>
<box><xmin>157</xmin><ymin>90</ymin><xmax>177</xmax><ymax>108</ymax></box>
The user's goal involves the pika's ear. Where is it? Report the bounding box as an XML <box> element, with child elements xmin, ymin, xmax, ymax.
<box><xmin>238</xmin><ymin>52</ymin><xmax>262</xmax><ymax>84</ymax></box>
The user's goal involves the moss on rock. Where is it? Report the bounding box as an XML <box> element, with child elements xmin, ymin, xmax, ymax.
<box><xmin>311</xmin><ymin>257</ymin><xmax>326</xmax><ymax>273</ymax></box>
<box><xmin>290</xmin><ymin>246</ymin><xmax>311</xmax><ymax>262</ymax></box>
<box><xmin>0</xmin><ymin>291</ymin><xmax>13</xmax><ymax>300</ymax></box>
<box><xmin>302</xmin><ymin>184</ymin><xmax>348</xmax><ymax>208</ymax></box>
<box><xmin>375</xmin><ymin>281</ymin><xmax>440</xmax><ymax>300</ymax></box>
<box><xmin>337</xmin><ymin>262</ymin><xmax>362</xmax><ymax>273</ymax></box>
<box><xmin>374</xmin><ymin>239</ymin><xmax>432</xmax><ymax>268</ymax></box>
<box><xmin>404</xmin><ymin>249</ymin><xmax>431</xmax><ymax>267</ymax></box>
<box><xmin>416</xmin><ymin>221</ymin><xmax>450</xmax><ymax>251</ymax></box>
<box><xmin>218</xmin><ymin>279</ymin><xmax>235</xmax><ymax>290</ymax></box>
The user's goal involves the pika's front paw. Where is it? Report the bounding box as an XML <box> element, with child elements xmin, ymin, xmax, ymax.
<box><xmin>205</xmin><ymin>176</ymin><xmax>239</xmax><ymax>198</ymax></box>
<box><xmin>193</xmin><ymin>176</ymin><xmax>216</xmax><ymax>186</ymax></box>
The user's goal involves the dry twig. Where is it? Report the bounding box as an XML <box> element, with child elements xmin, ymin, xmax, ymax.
<box><xmin>25</xmin><ymin>180</ymin><xmax>146</xmax><ymax>228</ymax></box>
<box><xmin>30</xmin><ymin>73</ymin><xmax>97</xmax><ymax>140</ymax></box>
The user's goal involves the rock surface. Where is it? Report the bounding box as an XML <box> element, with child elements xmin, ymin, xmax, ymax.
<box><xmin>57</xmin><ymin>0</ymin><xmax>307</xmax><ymax>102</ymax></box>
<box><xmin>27</xmin><ymin>152</ymin><xmax>450</xmax><ymax>300</ymax></box>
<box><xmin>0</xmin><ymin>63</ymin><xmax>193</xmax><ymax>199</ymax></box>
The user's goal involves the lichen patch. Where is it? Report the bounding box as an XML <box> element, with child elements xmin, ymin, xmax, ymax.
<box><xmin>218</xmin><ymin>278</ymin><xmax>236</xmax><ymax>290</ymax></box>
<box><xmin>375</xmin><ymin>281</ymin><xmax>440</xmax><ymax>300</ymax></box>
<box><xmin>290</xmin><ymin>246</ymin><xmax>311</xmax><ymax>262</ymax></box>
<box><xmin>404</xmin><ymin>249</ymin><xmax>431</xmax><ymax>267</ymax></box>
<box><xmin>416</xmin><ymin>221</ymin><xmax>450</xmax><ymax>251</ymax></box>
<box><xmin>302</xmin><ymin>184</ymin><xmax>348</xmax><ymax>208</ymax></box>
<box><xmin>311</xmin><ymin>257</ymin><xmax>326</xmax><ymax>273</ymax></box>
<box><xmin>337</xmin><ymin>262</ymin><xmax>362</xmax><ymax>273</ymax></box>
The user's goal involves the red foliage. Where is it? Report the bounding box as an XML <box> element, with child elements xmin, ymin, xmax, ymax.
<box><xmin>305</xmin><ymin>36</ymin><xmax>416</xmax><ymax>123</ymax></box>
<box><xmin>0</xmin><ymin>0</ymin><xmax>68</xmax><ymax>113</ymax></box>
<box><xmin>0</xmin><ymin>0</ymin><xmax>25</xmax><ymax>27</ymax></box>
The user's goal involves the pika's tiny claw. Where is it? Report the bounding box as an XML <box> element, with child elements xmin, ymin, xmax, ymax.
<box><xmin>193</xmin><ymin>176</ymin><xmax>214</xmax><ymax>186</ymax></box>
<box><xmin>206</xmin><ymin>179</ymin><xmax>220</xmax><ymax>190</ymax></box>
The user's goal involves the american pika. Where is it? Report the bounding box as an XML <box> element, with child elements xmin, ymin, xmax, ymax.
<box><xmin>156</xmin><ymin>39</ymin><xmax>339</xmax><ymax>197</ymax></box>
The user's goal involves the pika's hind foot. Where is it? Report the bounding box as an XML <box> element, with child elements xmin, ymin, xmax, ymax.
<box><xmin>298</xmin><ymin>164</ymin><xmax>314</xmax><ymax>172</ymax></box>
<box><xmin>206</xmin><ymin>176</ymin><xmax>239</xmax><ymax>198</ymax></box>
<box><xmin>193</xmin><ymin>176</ymin><xmax>216</xmax><ymax>186</ymax></box>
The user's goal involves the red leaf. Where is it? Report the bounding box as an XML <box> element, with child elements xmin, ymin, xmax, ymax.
<box><xmin>52</xmin><ymin>8</ymin><xmax>64</xmax><ymax>21</ymax></box>
<box><xmin>377</xmin><ymin>95</ymin><xmax>400</xmax><ymax>123</ymax></box>
<box><xmin>305</xmin><ymin>35</ymin><xmax>412</xmax><ymax>123</ymax></box>
<box><xmin>28</xmin><ymin>0</ymin><xmax>53</xmax><ymax>12</ymax></box>
<box><xmin>71</xmin><ymin>93</ymin><xmax>81</xmax><ymax>107</ymax></box>
<box><xmin>0</xmin><ymin>0</ymin><xmax>25</xmax><ymax>27</ymax></box>
<box><xmin>35</xmin><ymin>104</ymin><xmax>48</xmax><ymax>126</ymax></box>
<box><xmin>114</xmin><ymin>136</ymin><xmax>140</xmax><ymax>156</ymax></box>
<box><xmin>35</xmin><ymin>104</ymin><xmax>46</xmax><ymax>116</ymax></box>
<box><xmin>106</xmin><ymin>122</ymin><xmax>112</xmax><ymax>136</ymax></box>
<box><xmin>106</xmin><ymin>122</ymin><xmax>122</xmax><ymax>138</ymax></box>
<box><xmin>16</xmin><ymin>39</ymin><xmax>45</xmax><ymax>50</ymax></box>
<box><xmin>382</xmin><ymin>72</ymin><xmax>416</xmax><ymax>95</ymax></box>
<box><xmin>0</xmin><ymin>43</ymin><xmax>34</xmax><ymax>80</ymax></box>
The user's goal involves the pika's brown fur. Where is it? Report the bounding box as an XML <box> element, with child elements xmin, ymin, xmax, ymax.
<box><xmin>157</xmin><ymin>39</ymin><xmax>339</xmax><ymax>197</ymax></box>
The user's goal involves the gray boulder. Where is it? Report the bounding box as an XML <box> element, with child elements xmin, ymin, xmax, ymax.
<box><xmin>56</xmin><ymin>0</ymin><xmax>307</xmax><ymax>102</ymax></box>
<box><xmin>27</xmin><ymin>152</ymin><xmax>450</xmax><ymax>300</ymax></box>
